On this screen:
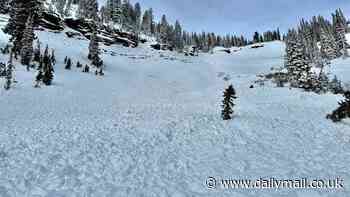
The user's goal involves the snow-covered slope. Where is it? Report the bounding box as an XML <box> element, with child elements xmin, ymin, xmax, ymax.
<box><xmin>330</xmin><ymin>33</ymin><xmax>350</xmax><ymax>88</ymax></box>
<box><xmin>0</xmin><ymin>21</ymin><xmax>350</xmax><ymax>197</ymax></box>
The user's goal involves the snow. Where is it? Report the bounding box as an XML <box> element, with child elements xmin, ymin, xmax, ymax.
<box><xmin>0</xmin><ymin>21</ymin><xmax>350</xmax><ymax>197</ymax></box>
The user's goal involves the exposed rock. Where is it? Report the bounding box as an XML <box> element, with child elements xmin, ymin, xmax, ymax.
<box><xmin>37</xmin><ymin>11</ymin><xmax>64</xmax><ymax>31</ymax></box>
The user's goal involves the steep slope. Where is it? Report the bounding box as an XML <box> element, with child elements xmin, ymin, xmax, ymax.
<box><xmin>0</xmin><ymin>20</ymin><xmax>350</xmax><ymax>197</ymax></box>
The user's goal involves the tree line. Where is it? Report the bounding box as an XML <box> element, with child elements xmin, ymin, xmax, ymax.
<box><xmin>47</xmin><ymin>0</ymin><xmax>281</xmax><ymax>51</ymax></box>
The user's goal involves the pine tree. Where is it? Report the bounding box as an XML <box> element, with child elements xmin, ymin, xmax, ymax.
<box><xmin>221</xmin><ymin>85</ymin><xmax>237</xmax><ymax>120</ymax></box>
<box><xmin>34</xmin><ymin>70</ymin><xmax>43</xmax><ymax>88</ymax></box>
<box><xmin>77</xmin><ymin>0</ymin><xmax>87</xmax><ymax>19</ymax></box>
<box><xmin>4</xmin><ymin>52</ymin><xmax>14</xmax><ymax>90</ymax></box>
<box><xmin>85</xmin><ymin>0</ymin><xmax>99</xmax><ymax>20</ymax></box>
<box><xmin>0</xmin><ymin>0</ymin><xmax>10</xmax><ymax>14</ymax></box>
<box><xmin>159</xmin><ymin>15</ymin><xmax>169</xmax><ymax>44</ymax></box>
<box><xmin>33</xmin><ymin>39</ymin><xmax>41</xmax><ymax>62</ymax></box>
<box><xmin>76</xmin><ymin>61</ymin><xmax>82</xmax><ymax>68</ymax></box>
<box><xmin>328</xmin><ymin>76</ymin><xmax>343</xmax><ymax>94</ymax></box>
<box><xmin>334</xmin><ymin>16</ymin><xmax>348</xmax><ymax>58</ymax></box>
<box><xmin>285</xmin><ymin>30</ymin><xmax>312</xmax><ymax>88</ymax></box>
<box><xmin>42</xmin><ymin>46</ymin><xmax>54</xmax><ymax>85</ymax></box>
<box><xmin>320</xmin><ymin>27</ymin><xmax>337</xmax><ymax>60</ymax></box>
<box><xmin>141</xmin><ymin>9</ymin><xmax>152</xmax><ymax>34</ymax></box>
<box><xmin>88</xmin><ymin>25</ymin><xmax>103</xmax><ymax>70</ymax></box>
<box><xmin>174</xmin><ymin>20</ymin><xmax>183</xmax><ymax>50</ymax></box>
<box><xmin>83</xmin><ymin>64</ymin><xmax>90</xmax><ymax>72</ymax></box>
<box><xmin>65</xmin><ymin>58</ymin><xmax>72</xmax><ymax>69</ymax></box>
<box><xmin>106</xmin><ymin>0</ymin><xmax>122</xmax><ymax>24</ymax></box>
<box><xmin>327</xmin><ymin>91</ymin><xmax>350</xmax><ymax>122</ymax></box>
<box><xmin>51</xmin><ymin>50</ymin><xmax>56</xmax><ymax>65</ymax></box>
<box><xmin>134</xmin><ymin>2</ymin><xmax>141</xmax><ymax>33</ymax></box>
<box><xmin>20</xmin><ymin>15</ymin><xmax>35</xmax><ymax>67</ymax></box>
<box><xmin>4</xmin><ymin>0</ymin><xmax>42</xmax><ymax>53</ymax></box>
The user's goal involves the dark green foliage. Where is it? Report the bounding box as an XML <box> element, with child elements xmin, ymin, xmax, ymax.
<box><xmin>20</xmin><ymin>15</ymin><xmax>35</xmax><ymax>66</ymax></box>
<box><xmin>327</xmin><ymin>91</ymin><xmax>350</xmax><ymax>122</ymax></box>
<box><xmin>76</xmin><ymin>61</ymin><xmax>82</xmax><ymax>68</ymax></box>
<box><xmin>83</xmin><ymin>64</ymin><xmax>90</xmax><ymax>73</ymax></box>
<box><xmin>4</xmin><ymin>0</ymin><xmax>42</xmax><ymax>53</ymax></box>
<box><xmin>51</xmin><ymin>50</ymin><xmax>56</xmax><ymax>65</ymax></box>
<box><xmin>221</xmin><ymin>85</ymin><xmax>237</xmax><ymax>120</ymax></box>
<box><xmin>42</xmin><ymin>46</ymin><xmax>54</xmax><ymax>86</ymax></box>
<box><xmin>65</xmin><ymin>58</ymin><xmax>72</xmax><ymax>70</ymax></box>
<box><xmin>1</xmin><ymin>44</ymin><xmax>11</xmax><ymax>54</ymax></box>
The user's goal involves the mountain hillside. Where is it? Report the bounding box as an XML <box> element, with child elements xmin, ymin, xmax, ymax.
<box><xmin>1</xmin><ymin>13</ymin><xmax>350</xmax><ymax>197</ymax></box>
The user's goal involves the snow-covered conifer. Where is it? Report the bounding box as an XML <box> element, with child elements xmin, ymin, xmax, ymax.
<box><xmin>33</xmin><ymin>39</ymin><xmax>41</xmax><ymax>62</ymax></box>
<box><xmin>4</xmin><ymin>0</ymin><xmax>42</xmax><ymax>53</ymax></box>
<box><xmin>320</xmin><ymin>27</ymin><xmax>337</xmax><ymax>60</ymax></box>
<box><xmin>42</xmin><ymin>46</ymin><xmax>54</xmax><ymax>85</ymax></box>
<box><xmin>4</xmin><ymin>52</ymin><xmax>14</xmax><ymax>90</ymax></box>
<box><xmin>20</xmin><ymin>15</ymin><xmax>35</xmax><ymax>67</ymax></box>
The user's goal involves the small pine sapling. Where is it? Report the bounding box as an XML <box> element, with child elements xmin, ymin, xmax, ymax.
<box><xmin>65</xmin><ymin>58</ymin><xmax>72</xmax><ymax>70</ymax></box>
<box><xmin>221</xmin><ymin>85</ymin><xmax>238</xmax><ymax>120</ymax></box>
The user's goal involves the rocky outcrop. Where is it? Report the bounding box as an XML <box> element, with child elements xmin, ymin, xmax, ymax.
<box><xmin>37</xmin><ymin>11</ymin><xmax>64</xmax><ymax>31</ymax></box>
<box><xmin>36</xmin><ymin>12</ymin><xmax>138</xmax><ymax>47</ymax></box>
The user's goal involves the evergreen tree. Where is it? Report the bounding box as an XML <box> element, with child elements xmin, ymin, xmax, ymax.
<box><xmin>33</xmin><ymin>39</ymin><xmax>41</xmax><ymax>62</ymax></box>
<box><xmin>4</xmin><ymin>52</ymin><xmax>14</xmax><ymax>90</ymax></box>
<box><xmin>83</xmin><ymin>64</ymin><xmax>90</xmax><ymax>72</ymax></box>
<box><xmin>253</xmin><ymin>32</ymin><xmax>260</xmax><ymax>43</ymax></box>
<box><xmin>106</xmin><ymin>0</ymin><xmax>122</xmax><ymax>24</ymax></box>
<box><xmin>174</xmin><ymin>20</ymin><xmax>183</xmax><ymax>50</ymax></box>
<box><xmin>76</xmin><ymin>61</ymin><xmax>82</xmax><ymax>68</ymax></box>
<box><xmin>77</xmin><ymin>0</ymin><xmax>87</xmax><ymax>18</ymax></box>
<box><xmin>334</xmin><ymin>11</ymin><xmax>348</xmax><ymax>58</ymax></box>
<box><xmin>221</xmin><ymin>85</ymin><xmax>237</xmax><ymax>120</ymax></box>
<box><xmin>88</xmin><ymin>26</ymin><xmax>103</xmax><ymax>70</ymax></box>
<box><xmin>134</xmin><ymin>2</ymin><xmax>141</xmax><ymax>33</ymax></box>
<box><xmin>320</xmin><ymin>27</ymin><xmax>337</xmax><ymax>60</ymax></box>
<box><xmin>34</xmin><ymin>70</ymin><xmax>43</xmax><ymax>88</ymax></box>
<box><xmin>65</xmin><ymin>58</ymin><xmax>72</xmax><ymax>69</ymax></box>
<box><xmin>328</xmin><ymin>75</ymin><xmax>343</xmax><ymax>94</ymax></box>
<box><xmin>285</xmin><ymin>30</ymin><xmax>312</xmax><ymax>88</ymax></box>
<box><xmin>88</xmin><ymin>27</ymin><xmax>99</xmax><ymax>59</ymax></box>
<box><xmin>85</xmin><ymin>0</ymin><xmax>99</xmax><ymax>20</ymax></box>
<box><xmin>51</xmin><ymin>50</ymin><xmax>56</xmax><ymax>65</ymax></box>
<box><xmin>42</xmin><ymin>46</ymin><xmax>54</xmax><ymax>85</ymax></box>
<box><xmin>141</xmin><ymin>9</ymin><xmax>153</xmax><ymax>34</ymax></box>
<box><xmin>327</xmin><ymin>91</ymin><xmax>350</xmax><ymax>122</ymax></box>
<box><xmin>0</xmin><ymin>0</ymin><xmax>10</xmax><ymax>14</ymax></box>
<box><xmin>20</xmin><ymin>15</ymin><xmax>35</xmax><ymax>67</ymax></box>
<box><xmin>159</xmin><ymin>15</ymin><xmax>169</xmax><ymax>44</ymax></box>
<box><xmin>4</xmin><ymin>0</ymin><xmax>42</xmax><ymax>53</ymax></box>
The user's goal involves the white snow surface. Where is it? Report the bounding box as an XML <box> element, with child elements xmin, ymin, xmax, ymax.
<box><xmin>0</xmin><ymin>22</ymin><xmax>350</xmax><ymax>197</ymax></box>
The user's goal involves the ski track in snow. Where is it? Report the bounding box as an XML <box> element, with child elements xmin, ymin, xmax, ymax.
<box><xmin>0</xmin><ymin>25</ymin><xmax>350</xmax><ymax>197</ymax></box>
